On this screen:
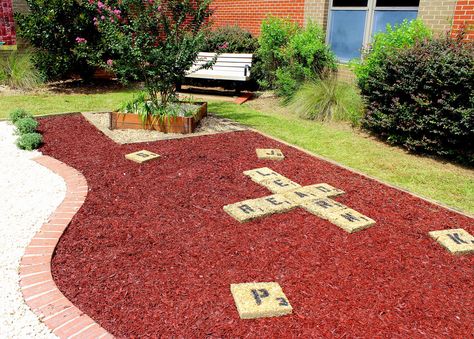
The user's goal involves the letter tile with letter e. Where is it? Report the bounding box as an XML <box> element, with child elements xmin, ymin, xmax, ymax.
<box><xmin>256</xmin><ymin>148</ymin><xmax>285</xmax><ymax>161</ymax></box>
<box><xmin>125</xmin><ymin>150</ymin><xmax>160</xmax><ymax>163</ymax></box>
<box><xmin>429</xmin><ymin>228</ymin><xmax>474</xmax><ymax>255</ymax></box>
<box><xmin>230</xmin><ymin>282</ymin><xmax>292</xmax><ymax>319</ymax></box>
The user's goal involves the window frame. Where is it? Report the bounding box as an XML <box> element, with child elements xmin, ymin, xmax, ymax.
<box><xmin>327</xmin><ymin>0</ymin><xmax>419</xmax><ymax>62</ymax></box>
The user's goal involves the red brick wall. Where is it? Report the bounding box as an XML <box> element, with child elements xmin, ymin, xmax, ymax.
<box><xmin>452</xmin><ymin>0</ymin><xmax>474</xmax><ymax>39</ymax></box>
<box><xmin>210</xmin><ymin>0</ymin><xmax>305</xmax><ymax>36</ymax></box>
<box><xmin>0</xmin><ymin>0</ymin><xmax>15</xmax><ymax>45</ymax></box>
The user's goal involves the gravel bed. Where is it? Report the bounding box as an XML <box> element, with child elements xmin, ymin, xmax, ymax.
<box><xmin>0</xmin><ymin>121</ymin><xmax>65</xmax><ymax>338</ymax></box>
<box><xmin>82</xmin><ymin>111</ymin><xmax>247</xmax><ymax>144</ymax></box>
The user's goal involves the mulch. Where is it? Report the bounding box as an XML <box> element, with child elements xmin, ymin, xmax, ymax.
<box><xmin>39</xmin><ymin>114</ymin><xmax>474</xmax><ymax>338</ymax></box>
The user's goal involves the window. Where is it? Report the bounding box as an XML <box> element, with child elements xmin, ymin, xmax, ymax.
<box><xmin>328</xmin><ymin>0</ymin><xmax>419</xmax><ymax>62</ymax></box>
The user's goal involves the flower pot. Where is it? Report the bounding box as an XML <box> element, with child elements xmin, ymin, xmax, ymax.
<box><xmin>109</xmin><ymin>101</ymin><xmax>207</xmax><ymax>134</ymax></box>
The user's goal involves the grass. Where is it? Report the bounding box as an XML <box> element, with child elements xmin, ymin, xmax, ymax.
<box><xmin>0</xmin><ymin>90</ymin><xmax>138</xmax><ymax>118</ymax></box>
<box><xmin>1</xmin><ymin>90</ymin><xmax>472</xmax><ymax>214</ymax></box>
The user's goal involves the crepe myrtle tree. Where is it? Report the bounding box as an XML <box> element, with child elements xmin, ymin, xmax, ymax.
<box><xmin>81</xmin><ymin>0</ymin><xmax>214</xmax><ymax>110</ymax></box>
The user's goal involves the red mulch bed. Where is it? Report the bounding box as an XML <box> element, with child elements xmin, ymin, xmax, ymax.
<box><xmin>39</xmin><ymin>114</ymin><xmax>473</xmax><ymax>337</ymax></box>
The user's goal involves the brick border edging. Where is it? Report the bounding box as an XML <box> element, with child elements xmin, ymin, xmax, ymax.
<box><xmin>19</xmin><ymin>155</ymin><xmax>113</xmax><ymax>339</ymax></box>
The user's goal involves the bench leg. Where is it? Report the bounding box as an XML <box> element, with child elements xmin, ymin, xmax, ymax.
<box><xmin>176</xmin><ymin>81</ymin><xmax>182</xmax><ymax>92</ymax></box>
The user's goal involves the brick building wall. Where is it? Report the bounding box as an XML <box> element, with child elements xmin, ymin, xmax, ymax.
<box><xmin>418</xmin><ymin>0</ymin><xmax>457</xmax><ymax>34</ymax></box>
<box><xmin>304</xmin><ymin>0</ymin><xmax>328</xmax><ymax>29</ymax></box>
<box><xmin>0</xmin><ymin>0</ymin><xmax>15</xmax><ymax>45</ymax></box>
<box><xmin>210</xmin><ymin>0</ymin><xmax>305</xmax><ymax>35</ymax></box>
<box><xmin>452</xmin><ymin>0</ymin><xmax>474</xmax><ymax>39</ymax></box>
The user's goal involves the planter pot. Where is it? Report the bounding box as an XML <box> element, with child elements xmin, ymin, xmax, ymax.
<box><xmin>109</xmin><ymin>101</ymin><xmax>207</xmax><ymax>134</ymax></box>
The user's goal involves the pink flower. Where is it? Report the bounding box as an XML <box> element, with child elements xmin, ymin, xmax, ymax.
<box><xmin>101</xmin><ymin>15</ymin><xmax>105</xmax><ymax>20</ymax></box>
<box><xmin>97</xmin><ymin>1</ymin><xmax>105</xmax><ymax>9</ymax></box>
<box><xmin>106</xmin><ymin>59</ymin><xmax>114</xmax><ymax>66</ymax></box>
<box><xmin>75</xmin><ymin>37</ymin><xmax>87</xmax><ymax>44</ymax></box>
<box><xmin>218</xmin><ymin>42</ymin><xmax>229</xmax><ymax>50</ymax></box>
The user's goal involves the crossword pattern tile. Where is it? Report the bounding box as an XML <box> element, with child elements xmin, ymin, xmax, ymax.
<box><xmin>230</xmin><ymin>282</ymin><xmax>292</xmax><ymax>319</ymax></box>
<box><xmin>429</xmin><ymin>228</ymin><xmax>474</xmax><ymax>255</ymax></box>
<box><xmin>224</xmin><ymin>167</ymin><xmax>375</xmax><ymax>233</ymax></box>
<box><xmin>125</xmin><ymin>150</ymin><xmax>160</xmax><ymax>163</ymax></box>
<box><xmin>256</xmin><ymin>148</ymin><xmax>285</xmax><ymax>161</ymax></box>
<box><xmin>223</xmin><ymin>194</ymin><xmax>297</xmax><ymax>223</ymax></box>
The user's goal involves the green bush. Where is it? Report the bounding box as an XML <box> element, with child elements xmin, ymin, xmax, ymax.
<box><xmin>203</xmin><ymin>25</ymin><xmax>258</xmax><ymax>53</ymax></box>
<box><xmin>257</xmin><ymin>17</ymin><xmax>300</xmax><ymax>89</ymax></box>
<box><xmin>289</xmin><ymin>77</ymin><xmax>364</xmax><ymax>125</ymax></box>
<box><xmin>9</xmin><ymin>109</ymin><xmax>33</xmax><ymax>124</ymax></box>
<box><xmin>15</xmin><ymin>117</ymin><xmax>38</xmax><ymax>135</ymax></box>
<box><xmin>15</xmin><ymin>0</ymin><xmax>101</xmax><ymax>80</ymax></box>
<box><xmin>361</xmin><ymin>35</ymin><xmax>474</xmax><ymax>165</ymax></box>
<box><xmin>0</xmin><ymin>51</ymin><xmax>42</xmax><ymax>89</ymax></box>
<box><xmin>275</xmin><ymin>23</ymin><xmax>336</xmax><ymax>100</ymax></box>
<box><xmin>16</xmin><ymin>132</ymin><xmax>43</xmax><ymax>150</ymax></box>
<box><xmin>352</xmin><ymin>19</ymin><xmax>431</xmax><ymax>92</ymax></box>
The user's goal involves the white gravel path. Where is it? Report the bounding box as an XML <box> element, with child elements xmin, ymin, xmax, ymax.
<box><xmin>0</xmin><ymin>121</ymin><xmax>65</xmax><ymax>338</ymax></box>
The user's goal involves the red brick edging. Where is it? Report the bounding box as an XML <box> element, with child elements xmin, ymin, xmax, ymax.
<box><xmin>19</xmin><ymin>156</ymin><xmax>113</xmax><ymax>339</ymax></box>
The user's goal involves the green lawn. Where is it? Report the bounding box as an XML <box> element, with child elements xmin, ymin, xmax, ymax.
<box><xmin>1</xmin><ymin>90</ymin><xmax>473</xmax><ymax>214</ymax></box>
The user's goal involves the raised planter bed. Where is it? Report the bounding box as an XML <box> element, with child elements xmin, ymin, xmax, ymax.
<box><xmin>109</xmin><ymin>102</ymin><xmax>207</xmax><ymax>134</ymax></box>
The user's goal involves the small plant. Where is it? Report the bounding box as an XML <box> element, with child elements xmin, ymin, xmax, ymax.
<box><xmin>15</xmin><ymin>0</ymin><xmax>100</xmax><ymax>80</ymax></box>
<box><xmin>15</xmin><ymin>117</ymin><xmax>39</xmax><ymax>135</ymax></box>
<box><xmin>9</xmin><ymin>108</ymin><xmax>33</xmax><ymax>124</ymax></box>
<box><xmin>289</xmin><ymin>77</ymin><xmax>364</xmax><ymax>125</ymax></box>
<box><xmin>351</xmin><ymin>19</ymin><xmax>431</xmax><ymax>92</ymax></box>
<box><xmin>361</xmin><ymin>33</ymin><xmax>474</xmax><ymax>164</ymax></box>
<box><xmin>203</xmin><ymin>25</ymin><xmax>258</xmax><ymax>53</ymax></box>
<box><xmin>16</xmin><ymin>132</ymin><xmax>43</xmax><ymax>150</ymax></box>
<box><xmin>0</xmin><ymin>51</ymin><xmax>43</xmax><ymax>89</ymax></box>
<box><xmin>257</xmin><ymin>17</ymin><xmax>300</xmax><ymax>89</ymax></box>
<box><xmin>83</xmin><ymin>0</ymin><xmax>213</xmax><ymax>116</ymax></box>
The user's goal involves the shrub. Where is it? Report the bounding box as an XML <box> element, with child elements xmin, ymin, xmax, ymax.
<box><xmin>257</xmin><ymin>17</ymin><xmax>300</xmax><ymax>89</ymax></box>
<box><xmin>289</xmin><ymin>77</ymin><xmax>364</xmax><ymax>126</ymax></box>
<box><xmin>16</xmin><ymin>132</ymin><xmax>43</xmax><ymax>150</ymax></box>
<box><xmin>15</xmin><ymin>117</ymin><xmax>39</xmax><ymax>135</ymax></box>
<box><xmin>361</xmin><ymin>35</ymin><xmax>474</xmax><ymax>164</ymax></box>
<box><xmin>275</xmin><ymin>23</ymin><xmax>336</xmax><ymax>100</ymax></box>
<box><xmin>0</xmin><ymin>51</ymin><xmax>42</xmax><ymax>89</ymax></box>
<box><xmin>15</xmin><ymin>0</ymin><xmax>101</xmax><ymax>80</ymax></box>
<box><xmin>9</xmin><ymin>108</ymin><xmax>33</xmax><ymax>124</ymax></box>
<box><xmin>83</xmin><ymin>0</ymin><xmax>213</xmax><ymax>112</ymax></box>
<box><xmin>352</xmin><ymin>19</ymin><xmax>431</xmax><ymax>92</ymax></box>
<box><xmin>203</xmin><ymin>25</ymin><xmax>258</xmax><ymax>53</ymax></box>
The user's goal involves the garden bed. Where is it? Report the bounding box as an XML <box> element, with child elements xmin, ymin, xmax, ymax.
<box><xmin>39</xmin><ymin>114</ymin><xmax>473</xmax><ymax>337</ymax></box>
<box><xmin>109</xmin><ymin>101</ymin><xmax>207</xmax><ymax>134</ymax></box>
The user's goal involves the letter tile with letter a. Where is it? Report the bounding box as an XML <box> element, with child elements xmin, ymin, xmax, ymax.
<box><xmin>429</xmin><ymin>228</ymin><xmax>474</xmax><ymax>255</ymax></box>
<box><xmin>230</xmin><ymin>282</ymin><xmax>292</xmax><ymax>319</ymax></box>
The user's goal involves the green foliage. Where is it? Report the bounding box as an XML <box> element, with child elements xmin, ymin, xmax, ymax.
<box><xmin>289</xmin><ymin>77</ymin><xmax>364</xmax><ymax>125</ymax></box>
<box><xmin>257</xmin><ymin>18</ymin><xmax>336</xmax><ymax>99</ymax></box>
<box><xmin>82</xmin><ymin>0</ymin><xmax>213</xmax><ymax>112</ymax></box>
<box><xmin>275</xmin><ymin>23</ymin><xmax>336</xmax><ymax>100</ymax></box>
<box><xmin>0</xmin><ymin>51</ymin><xmax>42</xmax><ymax>89</ymax></box>
<box><xmin>361</xmin><ymin>34</ymin><xmax>474</xmax><ymax>165</ymax></box>
<box><xmin>16</xmin><ymin>132</ymin><xmax>43</xmax><ymax>150</ymax></box>
<box><xmin>119</xmin><ymin>92</ymin><xmax>198</xmax><ymax>120</ymax></box>
<box><xmin>257</xmin><ymin>17</ymin><xmax>300</xmax><ymax>89</ymax></box>
<box><xmin>9</xmin><ymin>108</ymin><xmax>33</xmax><ymax>124</ymax></box>
<box><xmin>15</xmin><ymin>0</ymin><xmax>101</xmax><ymax>80</ymax></box>
<box><xmin>203</xmin><ymin>25</ymin><xmax>258</xmax><ymax>53</ymax></box>
<box><xmin>352</xmin><ymin>19</ymin><xmax>431</xmax><ymax>91</ymax></box>
<box><xmin>14</xmin><ymin>117</ymin><xmax>39</xmax><ymax>135</ymax></box>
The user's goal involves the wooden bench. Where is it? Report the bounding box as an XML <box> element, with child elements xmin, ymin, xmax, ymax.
<box><xmin>185</xmin><ymin>52</ymin><xmax>253</xmax><ymax>82</ymax></box>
